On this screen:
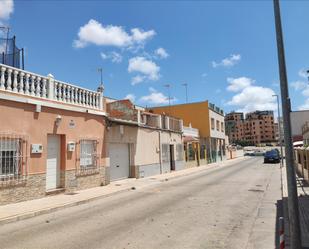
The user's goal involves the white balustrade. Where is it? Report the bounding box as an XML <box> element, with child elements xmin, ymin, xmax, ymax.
<box><xmin>19</xmin><ymin>72</ymin><xmax>24</xmax><ymax>93</ymax></box>
<box><xmin>13</xmin><ymin>70</ymin><xmax>18</xmax><ymax>92</ymax></box>
<box><xmin>0</xmin><ymin>64</ymin><xmax>103</xmax><ymax>110</ymax></box>
<box><xmin>7</xmin><ymin>69</ymin><xmax>12</xmax><ymax>91</ymax></box>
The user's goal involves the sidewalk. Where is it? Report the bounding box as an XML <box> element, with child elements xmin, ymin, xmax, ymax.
<box><xmin>0</xmin><ymin>157</ymin><xmax>245</xmax><ymax>225</ymax></box>
<box><xmin>281</xmin><ymin>164</ymin><xmax>309</xmax><ymax>248</ymax></box>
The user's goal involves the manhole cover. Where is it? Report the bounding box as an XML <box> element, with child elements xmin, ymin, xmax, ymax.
<box><xmin>248</xmin><ymin>189</ymin><xmax>264</xmax><ymax>192</ymax></box>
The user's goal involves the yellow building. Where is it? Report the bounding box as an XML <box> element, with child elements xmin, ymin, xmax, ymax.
<box><xmin>148</xmin><ymin>101</ymin><xmax>226</xmax><ymax>165</ymax></box>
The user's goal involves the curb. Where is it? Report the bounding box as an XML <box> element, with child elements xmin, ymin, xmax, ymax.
<box><xmin>0</xmin><ymin>156</ymin><xmax>246</xmax><ymax>225</ymax></box>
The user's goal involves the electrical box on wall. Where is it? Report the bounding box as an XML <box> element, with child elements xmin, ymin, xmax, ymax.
<box><xmin>31</xmin><ymin>144</ymin><xmax>43</xmax><ymax>154</ymax></box>
<box><xmin>67</xmin><ymin>142</ymin><xmax>76</xmax><ymax>152</ymax></box>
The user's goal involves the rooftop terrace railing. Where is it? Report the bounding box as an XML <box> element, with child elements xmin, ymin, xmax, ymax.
<box><xmin>0</xmin><ymin>63</ymin><xmax>103</xmax><ymax>110</ymax></box>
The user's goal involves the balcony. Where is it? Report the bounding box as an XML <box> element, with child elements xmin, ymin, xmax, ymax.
<box><xmin>183</xmin><ymin>126</ymin><xmax>199</xmax><ymax>137</ymax></box>
<box><xmin>0</xmin><ymin>63</ymin><xmax>103</xmax><ymax>111</ymax></box>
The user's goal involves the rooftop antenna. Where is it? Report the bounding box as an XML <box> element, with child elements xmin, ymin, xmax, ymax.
<box><xmin>97</xmin><ymin>67</ymin><xmax>104</xmax><ymax>93</ymax></box>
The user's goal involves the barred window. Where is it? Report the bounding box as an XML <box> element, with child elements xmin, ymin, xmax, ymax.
<box><xmin>161</xmin><ymin>144</ymin><xmax>170</xmax><ymax>163</ymax></box>
<box><xmin>176</xmin><ymin>144</ymin><xmax>183</xmax><ymax>161</ymax></box>
<box><xmin>0</xmin><ymin>134</ymin><xmax>28</xmax><ymax>186</ymax></box>
<box><xmin>80</xmin><ymin>140</ymin><xmax>97</xmax><ymax>168</ymax></box>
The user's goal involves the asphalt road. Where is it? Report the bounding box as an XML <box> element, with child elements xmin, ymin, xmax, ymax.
<box><xmin>0</xmin><ymin>157</ymin><xmax>282</xmax><ymax>249</ymax></box>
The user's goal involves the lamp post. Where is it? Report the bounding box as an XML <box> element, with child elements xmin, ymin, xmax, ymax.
<box><xmin>182</xmin><ymin>83</ymin><xmax>188</xmax><ymax>103</ymax></box>
<box><xmin>273</xmin><ymin>0</ymin><xmax>301</xmax><ymax>248</ymax></box>
<box><xmin>273</xmin><ymin>94</ymin><xmax>284</xmax><ymax>167</ymax></box>
<box><xmin>97</xmin><ymin>68</ymin><xmax>104</xmax><ymax>93</ymax></box>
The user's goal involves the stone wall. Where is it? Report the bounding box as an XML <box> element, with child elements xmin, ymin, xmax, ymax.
<box><xmin>0</xmin><ymin>173</ymin><xmax>46</xmax><ymax>205</ymax></box>
<box><xmin>0</xmin><ymin>167</ymin><xmax>107</xmax><ymax>205</ymax></box>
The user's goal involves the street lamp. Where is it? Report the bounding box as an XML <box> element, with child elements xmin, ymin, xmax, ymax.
<box><xmin>97</xmin><ymin>68</ymin><xmax>104</xmax><ymax>93</ymax></box>
<box><xmin>273</xmin><ymin>94</ymin><xmax>283</xmax><ymax>167</ymax></box>
<box><xmin>182</xmin><ymin>83</ymin><xmax>188</xmax><ymax>103</ymax></box>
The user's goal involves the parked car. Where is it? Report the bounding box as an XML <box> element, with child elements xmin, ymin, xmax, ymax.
<box><xmin>264</xmin><ymin>150</ymin><xmax>280</xmax><ymax>163</ymax></box>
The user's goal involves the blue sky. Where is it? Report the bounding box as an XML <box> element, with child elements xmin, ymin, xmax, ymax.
<box><xmin>1</xmin><ymin>0</ymin><xmax>309</xmax><ymax>114</ymax></box>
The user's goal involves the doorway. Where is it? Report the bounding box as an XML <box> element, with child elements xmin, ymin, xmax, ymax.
<box><xmin>170</xmin><ymin>144</ymin><xmax>175</xmax><ymax>171</ymax></box>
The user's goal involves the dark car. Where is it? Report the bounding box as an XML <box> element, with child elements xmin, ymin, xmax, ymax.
<box><xmin>264</xmin><ymin>150</ymin><xmax>280</xmax><ymax>163</ymax></box>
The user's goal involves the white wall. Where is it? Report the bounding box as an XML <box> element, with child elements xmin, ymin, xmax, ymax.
<box><xmin>209</xmin><ymin>109</ymin><xmax>225</xmax><ymax>139</ymax></box>
<box><xmin>291</xmin><ymin>111</ymin><xmax>309</xmax><ymax>136</ymax></box>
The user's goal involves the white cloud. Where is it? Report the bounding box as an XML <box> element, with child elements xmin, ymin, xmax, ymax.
<box><xmin>227</xmin><ymin>77</ymin><xmax>276</xmax><ymax>113</ymax></box>
<box><xmin>212</xmin><ymin>54</ymin><xmax>241</xmax><ymax>68</ymax></box>
<box><xmin>73</xmin><ymin>19</ymin><xmax>155</xmax><ymax>49</ymax></box>
<box><xmin>128</xmin><ymin>56</ymin><xmax>160</xmax><ymax>82</ymax></box>
<box><xmin>226</xmin><ymin>77</ymin><xmax>254</xmax><ymax>92</ymax></box>
<box><xmin>155</xmin><ymin>47</ymin><xmax>169</xmax><ymax>59</ymax></box>
<box><xmin>140</xmin><ymin>87</ymin><xmax>174</xmax><ymax>105</ymax></box>
<box><xmin>124</xmin><ymin>94</ymin><xmax>136</xmax><ymax>102</ymax></box>
<box><xmin>299</xmin><ymin>68</ymin><xmax>308</xmax><ymax>79</ymax></box>
<box><xmin>100</xmin><ymin>51</ymin><xmax>122</xmax><ymax>63</ymax></box>
<box><xmin>291</xmin><ymin>80</ymin><xmax>307</xmax><ymax>91</ymax></box>
<box><xmin>0</xmin><ymin>0</ymin><xmax>13</xmax><ymax>20</ymax></box>
<box><xmin>131</xmin><ymin>75</ymin><xmax>145</xmax><ymax>85</ymax></box>
<box><xmin>131</xmin><ymin>28</ymin><xmax>156</xmax><ymax>43</ymax></box>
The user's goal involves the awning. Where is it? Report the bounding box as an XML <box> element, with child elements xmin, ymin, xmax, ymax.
<box><xmin>183</xmin><ymin>136</ymin><xmax>199</xmax><ymax>143</ymax></box>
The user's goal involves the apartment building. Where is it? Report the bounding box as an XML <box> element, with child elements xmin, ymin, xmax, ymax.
<box><xmin>148</xmin><ymin>101</ymin><xmax>226</xmax><ymax>164</ymax></box>
<box><xmin>225</xmin><ymin>110</ymin><xmax>276</xmax><ymax>145</ymax></box>
<box><xmin>0</xmin><ymin>63</ymin><xmax>108</xmax><ymax>205</ymax></box>
<box><xmin>107</xmin><ymin>99</ymin><xmax>184</xmax><ymax>180</ymax></box>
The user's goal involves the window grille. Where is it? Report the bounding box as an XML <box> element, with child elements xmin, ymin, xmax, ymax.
<box><xmin>0</xmin><ymin>133</ymin><xmax>28</xmax><ymax>186</ymax></box>
<box><xmin>77</xmin><ymin>139</ymin><xmax>99</xmax><ymax>175</ymax></box>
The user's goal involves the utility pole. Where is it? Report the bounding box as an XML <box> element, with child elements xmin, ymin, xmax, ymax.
<box><xmin>273</xmin><ymin>0</ymin><xmax>301</xmax><ymax>248</ymax></box>
<box><xmin>182</xmin><ymin>83</ymin><xmax>188</xmax><ymax>103</ymax></box>
<box><xmin>273</xmin><ymin>94</ymin><xmax>284</xmax><ymax>167</ymax></box>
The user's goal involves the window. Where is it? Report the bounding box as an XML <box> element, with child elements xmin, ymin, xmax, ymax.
<box><xmin>221</xmin><ymin>122</ymin><xmax>224</xmax><ymax>132</ymax></box>
<box><xmin>79</xmin><ymin>139</ymin><xmax>98</xmax><ymax>174</ymax></box>
<box><xmin>0</xmin><ymin>135</ymin><xmax>27</xmax><ymax>186</ymax></box>
<box><xmin>176</xmin><ymin>144</ymin><xmax>183</xmax><ymax>161</ymax></box>
<box><xmin>216</xmin><ymin>120</ymin><xmax>220</xmax><ymax>131</ymax></box>
<box><xmin>211</xmin><ymin>118</ymin><xmax>215</xmax><ymax>130</ymax></box>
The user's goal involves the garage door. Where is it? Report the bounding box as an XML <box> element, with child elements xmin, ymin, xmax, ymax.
<box><xmin>109</xmin><ymin>143</ymin><xmax>130</xmax><ymax>181</ymax></box>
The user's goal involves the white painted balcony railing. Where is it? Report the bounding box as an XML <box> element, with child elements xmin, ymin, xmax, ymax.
<box><xmin>0</xmin><ymin>63</ymin><xmax>103</xmax><ymax>110</ymax></box>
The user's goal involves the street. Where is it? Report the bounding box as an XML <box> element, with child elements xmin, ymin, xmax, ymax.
<box><xmin>0</xmin><ymin>157</ymin><xmax>282</xmax><ymax>249</ymax></box>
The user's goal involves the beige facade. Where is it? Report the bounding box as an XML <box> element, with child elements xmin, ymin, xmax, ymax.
<box><xmin>107</xmin><ymin>100</ymin><xmax>184</xmax><ymax>180</ymax></box>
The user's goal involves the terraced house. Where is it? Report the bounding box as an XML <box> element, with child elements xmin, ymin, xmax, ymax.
<box><xmin>0</xmin><ymin>62</ymin><xmax>108</xmax><ymax>205</ymax></box>
<box><xmin>148</xmin><ymin>101</ymin><xmax>226</xmax><ymax>165</ymax></box>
